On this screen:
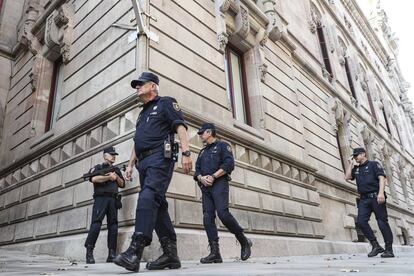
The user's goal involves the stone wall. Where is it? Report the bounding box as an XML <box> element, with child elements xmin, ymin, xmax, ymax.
<box><xmin>0</xmin><ymin>0</ymin><xmax>413</xmax><ymax>260</ymax></box>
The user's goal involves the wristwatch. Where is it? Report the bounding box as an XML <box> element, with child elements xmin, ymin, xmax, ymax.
<box><xmin>211</xmin><ymin>174</ymin><xmax>217</xmax><ymax>180</ymax></box>
<box><xmin>182</xmin><ymin>150</ymin><xmax>191</xmax><ymax>157</ymax></box>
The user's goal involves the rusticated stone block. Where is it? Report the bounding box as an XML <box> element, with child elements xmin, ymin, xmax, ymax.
<box><xmin>245</xmin><ymin>170</ymin><xmax>270</xmax><ymax>191</ymax></box>
<box><xmin>58</xmin><ymin>206</ymin><xmax>88</xmax><ymax>233</ymax></box>
<box><xmin>270</xmin><ymin>178</ymin><xmax>291</xmax><ymax>197</ymax></box>
<box><xmin>49</xmin><ymin>188</ymin><xmax>74</xmax><ymax>212</ymax></box>
<box><xmin>0</xmin><ymin>225</ymin><xmax>15</xmax><ymax>242</ymax></box>
<box><xmin>4</xmin><ymin>188</ymin><xmax>21</xmax><ymax>207</ymax></box>
<box><xmin>232</xmin><ymin>187</ymin><xmax>260</xmax><ymax>209</ymax></box>
<box><xmin>275</xmin><ymin>216</ymin><xmax>297</xmax><ymax>234</ymax></box>
<box><xmin>74</xmin><ymin>182</ymin><xmax>94</xmax><ymax>205</ymax></box>
<box><xmin>9</xmin><ymin>203</ymin><xmax>27</xmax><ymax>222</ymax></box>
<box><xmin>261</xmin><ymin>194</ymin><xmax>284</xmax><ymax>213</ymax></box>
<box><xmin>15</xmin><ymin>220</ymin><xmax>34</xmax><ymax>240</ymax></box>
<box><xmin>39</xmin><ymin>170</ymin><xmax>63</xmax><ymax>194</ymax></box>
<box><xmin>250</xmin><ymin>212</ymin><xmax>275</xmax><ymax>232</ymax></box>
<box><xmin>28</xmin><ymin>195</ymin><xmax>49</xmax><ymax>217</ymax></box>
<box><xmin>21</xmin><ymin>180</ymin><xmax>40</xmax><ymax>200</ymax></box>
<box><xmin>283</xmin><ymin>199</ymin><xmax>302</xmax><ymax>217</ymax></box>
<box><xmin>308</xmin><ymin>190</ymin><xmax>320</xmax><ymax>204</ymax></box>
<box><xmin>296</xmin><ymin>219</ymin><xmax>314</xmax><ymax>236</ymax></box>
<box><xmin>176</xmin><ymin>200</ymin><xmax>203</xmax><ymax>226</ymax></box>
<box><xmin>35</xmin><ymin>214</ymin><xmax>58</xmax><ymax>236</ymax></box>
<box><xmin>291</xmin><ymin>185</ymin><xmax>308</xmax><ymax>201</ymax></box>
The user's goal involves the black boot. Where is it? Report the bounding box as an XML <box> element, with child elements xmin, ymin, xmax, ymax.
<box><xmin>146</xmin><ymin>237</ymin><xmax>181</xmax><ymax>270</ymax></box>
<box><xmin>200</xmin><ymin>240</ymin><xmax>223</xmax><ymax>264</ymax></box>
<box><xmin>113</xmin><ymin>233</ymin><xmax>147</xmax><ymax>272</ymax></box>
<box><xmin>106</xmin><ymin>248</ymin><xmax>116</xmax><ymax>263</ymax></box>
<box><xmin>367</xmin><ymin>240</ymin><xmax>384</xmax><ymax>257</ymax></box>
<box><xmin>86</xmin><ymin>245</ymin><xmax>95</xmax><ymax>264</ymax></box>
<box><xmin>236</xmin><ymin>233</ymin><xmax>252</xmax><ymax>261</ymax></box>
<box><xmin>381</xmin><ymin>242</ymin><xmax>395</xmax><ymax>258</ymax></box>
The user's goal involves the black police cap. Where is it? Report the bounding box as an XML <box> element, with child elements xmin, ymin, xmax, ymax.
<box><xmin>351</xmin><ymin>147</ymin><xmax>366</xmax><ymax>157</ymax></box>
<box><xmin>131</xmin><ymin>72</ymin><xmax>159</xmax><ymax>88</ymax></box>
<box><xmin>197</xmin><ymin>123</ymin><xmax>216</xmax><ymax>135</ymax></box>
<box><xmin>103</xmin><ymin>146</ymin><xmax>119</xmax><ymax>155</ymax></box>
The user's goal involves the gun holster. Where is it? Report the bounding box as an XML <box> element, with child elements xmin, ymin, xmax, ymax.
<box><xmin>115</xmin><ymin>194</ymin><xmax>122</xmax><ymax>209</ymax></box>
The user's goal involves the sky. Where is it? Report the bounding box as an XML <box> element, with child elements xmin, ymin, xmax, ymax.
<box><xmin>377</xmin><ymin>0</ymin><xmax>414</xmax><ymax>103</ymax></box>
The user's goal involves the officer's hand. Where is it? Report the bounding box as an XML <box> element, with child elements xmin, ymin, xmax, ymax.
<box><xmin>125</xmin><ymin>165</ymin><xmax>133</xmax><ymax>181</ymax></box>
<box><xmin>205</xmin><ymin>175</ymin><xmax>214</xmax><ymax>184</ymax></box>
<box><xmin>182</xmin><ymin>156</ymin><xmax>193</xmax><ymax>174</ymax></box>
<box><xmin>108</xmin><ymin>172</ymin><xmax>118</xmax><ymax>181</ymax></box>
<box><xmin>377</xmin><ymin>193</ymin><xmax>386</xmax><ymax>204</ymax></box>
<box><xmin>200</xmin><ymin>176</ymin><xmax>211</xmax><ymax>187</ymax></box>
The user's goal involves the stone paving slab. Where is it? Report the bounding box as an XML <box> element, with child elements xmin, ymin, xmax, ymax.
<box><xmin>0</xmin><ymin>248</ymin><xmax>414</xmax><ymax>275</ymax></box>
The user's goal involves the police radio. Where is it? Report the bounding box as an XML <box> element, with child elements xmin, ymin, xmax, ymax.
<box><xmin>164</xmin><ymin>140</ymin><xmax>172</xmax><ymax>159</ymax></box>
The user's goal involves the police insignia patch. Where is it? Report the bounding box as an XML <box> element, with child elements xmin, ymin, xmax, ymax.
<box><xmin>172</xmin><ymin>102</ymin><xmax>181</xmax><ymax>111</ymax></box>
<box><xmin>377</xmin><ymin>163</ymin><xmax>382</xmax><ymax>169</ymax></box>
<box><xmin>227</xmin><ymin>145</ymin><xmax>232</xmax><ymax>152</ymax></box>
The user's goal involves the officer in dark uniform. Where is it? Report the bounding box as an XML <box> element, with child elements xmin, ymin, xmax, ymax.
<box><xmin>85</xmin><ymin>146</ymin><xmax>125</xmax><ymax>264</ymax></box>
<box><xmin>194</xmin><ymin>123</ymin><xmax>252</xmax><ymax>263</ymax></box>
<box><xmin>114</xmin><ymin>72</ymin><xmax>193</xmax><ymax>272</ymax></box>
<box><xmin>345</xmin><ymin>147</ymin><xmax>394</xmax><ymax>258</ymax></box>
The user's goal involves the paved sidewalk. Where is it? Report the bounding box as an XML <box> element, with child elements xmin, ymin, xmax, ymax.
<box><xmin>0</xmin><ymin>248</ymin><xmax>414</xmax><ymax>275</ymax></box>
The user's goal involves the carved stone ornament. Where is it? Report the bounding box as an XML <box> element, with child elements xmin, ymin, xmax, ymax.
<box><xmin>234</xmin><ymin>5</ymin><xmax>250</xmax><ymax>38</ymax></box>
<box><xmin>338</xmin><ymin>56</ymin><xmax>345</xmax><ymax>66</ymax></box>
<box><xmin>44</xmin><ymin>3</ymin><xmax>74</xmax><ymax>64</ymax></box>
<box><xmin>19</xmin><ymin>0</ymin><xmax>42</xmax><ymax>55</ymax></box>
<box><xmin>217</xmin><ymin>32</ymin><xmax>229</xmax><ymax>53</ymax></box>
<box><xmin>329</xmin><ymin>97</ymin><xmax>344</xmax><ymax>131</ymax></box>
<box><xmin>308</xmin><ymin>3</ymin><xmax>321</xmax><ymax>33</ymax></box>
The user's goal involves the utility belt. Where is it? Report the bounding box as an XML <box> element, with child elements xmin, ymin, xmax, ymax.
<box><xmin>137</xmin><ymin>139</ymin><xmax>179</xmax><ymax>161</ymax></box>
<box><xmin>359</xmin><ymin>192</ymin><xmax>378</xmax><ymax>199</ymax></box>
<box><xmin>93</xmin><ymin>192</ymin><xmax>122</xmax><ymax>209</ymax></box>
<box><xmin>137</xmin><ymin>145</ymin><xmax>164</xmax><ymax>161</ymax></box>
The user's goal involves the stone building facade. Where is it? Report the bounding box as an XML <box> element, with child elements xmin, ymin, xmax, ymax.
<box><xmin>0</xmin><ymin>0</ymin><xmax>413</xmax><ymax>260</ymax></box>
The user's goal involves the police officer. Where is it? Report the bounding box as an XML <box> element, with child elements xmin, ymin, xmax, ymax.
<box><xmin>194</xmin><ymin>123</ymin><xmax>252</xmax><ymax>263</ymax></box>
<box><xmin>113</xmin><ymin>72</ymin><xmax>193</xmax><ymax>272</ymax></box>
<box><xmin>85</xmin><ymin>146</ymin><xmax>125</xmax><ymax>264</ymax></box>
<box><xmin>345</xmin><ymin>147</ymin><xmax>394</xmax><ymax>258</ymax></box>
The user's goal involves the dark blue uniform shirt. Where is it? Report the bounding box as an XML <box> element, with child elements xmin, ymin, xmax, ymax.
<box><xmin>134</xmin><ymin>96</ymin><xmax>187</xmax><ymax>155</ymax></box>
<box><xmin>89</xmin><ymin>163</ymin><xmax>125</xmax><ymax>194</ymax></box>
<box><xmin>194</xmin><ymin>140</ymin><xmax>235</xmax><ymax>180</ymax></box>
<box><xmin>351</xmin><ymin>160</ymin><xmax>386</xmax><ymax>194</ymax></box>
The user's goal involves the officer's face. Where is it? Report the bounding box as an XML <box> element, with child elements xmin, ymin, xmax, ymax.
<box><xmin>104</xmin><ymin>153</ymin><xmax>116</xmax><ymax>164</ymax></box>
<box><xmin>353</xmin><ymin>153</ymin><xmax>365</xmax><ymax>163</ymax></box>
<box><xmin>136</xmin><ymin>82</ymin><xmax>155</xmax><ymax>98</ymax></box>
<box><xmin>199</xmin><ymin>130</ymin><xmax>211</xmax><ymax>143</ymax></box>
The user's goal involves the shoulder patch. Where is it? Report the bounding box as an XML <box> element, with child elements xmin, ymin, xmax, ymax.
<box><xmin>172</xmin><ymin>102</ymin><xmax>181</xmax><ymax>111</ymax></box>
<box><xmin>227</xmin><ymin>145</ymin><xmax>232</xmax><ymax>152</ymax></box>
<box><xmin>376</xmin><ymin>162</ymin><xmax>383</xmax><ymax>169</ymax></box>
